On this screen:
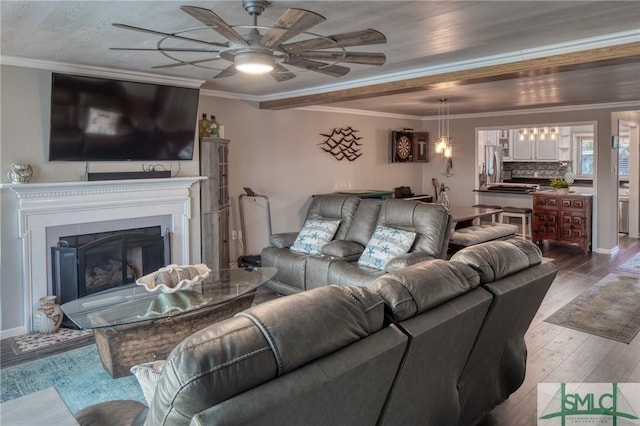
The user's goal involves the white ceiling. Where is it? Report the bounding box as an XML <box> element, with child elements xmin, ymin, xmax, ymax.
<box><xmin>2</xmin><ymin>1</ymin><xmax>639</xmax><ymax>116</ymax></box>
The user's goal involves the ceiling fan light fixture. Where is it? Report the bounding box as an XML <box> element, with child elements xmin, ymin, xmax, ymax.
<box><xmin>235</xmin><ymin>52</ymin><xmax>275</xmax><ymax>74</ymax></box>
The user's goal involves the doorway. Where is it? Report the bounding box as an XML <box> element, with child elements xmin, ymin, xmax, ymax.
<box><xmin>619</xmin><ymin>119</ymin><xmax>639</xmax><ymax>239</ymax></box>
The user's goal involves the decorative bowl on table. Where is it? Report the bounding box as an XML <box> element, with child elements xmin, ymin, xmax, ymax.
<box><xmin>136</xmin><ymin>264</ymin><xmax>212</xmax><ymax>293</ymax></box>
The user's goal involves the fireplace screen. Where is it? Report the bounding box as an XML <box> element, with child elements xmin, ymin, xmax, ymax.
<box><xmin>52</xmin><ymin>226</ymin><xmax>170</xmax><ymax>303</ymax></box>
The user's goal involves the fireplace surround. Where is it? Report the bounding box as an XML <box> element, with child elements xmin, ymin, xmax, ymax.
<box><xmin>7</xmin><ymin>176</ymin><xmax>204</xmax><ymax>332</ymax></box>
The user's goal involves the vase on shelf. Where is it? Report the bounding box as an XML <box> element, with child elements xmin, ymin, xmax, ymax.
<box><xmin>7</xmin><ymin>163</ymin><xmax>33</xmax><ymax>183</ymax></box>
<box><xmin>34</xmin><ymin>296</ymin><xmax>63</xmax><ymax>334</ymax></box>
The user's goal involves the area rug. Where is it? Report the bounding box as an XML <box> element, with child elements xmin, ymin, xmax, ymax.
<box><xmin>617</xmin><ymin>252</ymin><xmax>640</xmax><ymax>274</ymax></box>
<box><xmin>0</xmin><ymin>344</ymin><xmax>144</xmax><ymax>414</ymax></box>
<box><xmin>545</xmin><ymin>274</ymin><xmax>640</xmax><ymax>344</ymax></box>
<box><xmin>8</xmin><ymin>328</ymin><xmax>93</xmax><ymax>355</ymax></box>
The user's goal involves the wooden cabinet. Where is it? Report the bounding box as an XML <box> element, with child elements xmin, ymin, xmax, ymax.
<box><xmin>533</xmin><ymin>192</ymin><xmax>592</xmax><ymax>253</ymax></box>
<box><xmin>200</xmin><ymin>137</ymin><xmax>230</xmax><ymax>271</ymax></box>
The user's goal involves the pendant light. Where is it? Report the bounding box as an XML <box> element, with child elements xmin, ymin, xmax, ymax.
<box><xmin>435</xmin><ymin>98</ymin><xmax>452</xmax><ymax>158</ymax></box>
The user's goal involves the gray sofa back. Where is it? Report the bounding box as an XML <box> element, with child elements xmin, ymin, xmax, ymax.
<box><xmin>373</xmin><ymin>260</ymin><xmax>493</xmax><ymax>425</ymax></box>
<box><xmin>376</xmin><ymin>199</ymin><xmax>451</xmax><ymax>259</ymax></box>
<box><xmin>146</xmin><ymin>286</ymin><xmax>407</xmax><ymax>426</ymax></box>
<box><xmin>345</xmin><ymin>198</ymin><xmax>383</xmax><ymax>246</ymax></box>
<box><xmin>451</xmin><ymin>239</ymin><xmax>558</xmax><ymax>426</ymax></box>
<box><xmin>305</xmin><ymin>195</ymin><xmax>360</xmax><ymax>240</ymax></box>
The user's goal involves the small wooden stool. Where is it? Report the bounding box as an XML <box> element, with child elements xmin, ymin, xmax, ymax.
<box><xmin>472</xmin><ymin>204</ymin><xmax>502</xmax><ymax>224</ymax></box>
<box><xmin>501</xmin><ymin>206</ymin><xmax>533</xmax><ymax>240</ymax></box>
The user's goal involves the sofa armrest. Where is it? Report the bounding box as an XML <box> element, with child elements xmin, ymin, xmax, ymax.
<box><xmin>269</xmin><ymin>232</ymin><xmax>299</xmax><ymax>249</ymax></box>
<box><xmin>321</xmin><ymin>240</ymin><xmax>365</xmax><ymax>260</ymax></box>
<box><xmin>384</xmin><ymin>252</ymin><xmax>437</xmax><ymax>272</ymax></box>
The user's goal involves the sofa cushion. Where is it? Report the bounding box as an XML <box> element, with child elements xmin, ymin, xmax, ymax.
<box><xmin>321</xmin><ymin>240</ymin><xmax>365</xmax><ymax>259</ymax></box>
<box><xmin>290</xmin><ymin>219</ymin><xmax>340</xmax><ymax>255</ymax></box>
<box><xmin>373</xmin><ymin>260</ymin><xmax>481</xmax><ymax>322</ymax></box>
<box><xmin>358</xmin><ymin>225</ymin><xmax>417</xmax><ymax>271</ymax></box>
<box><xmin>449</xmin><ymin>224</ymin><xmax>518</xmax><ymax>247</ymax></box>
<box><xmin>450</xmin><ymin>239</ymin><xmax>542</xmax><ymax>283</ymax></box>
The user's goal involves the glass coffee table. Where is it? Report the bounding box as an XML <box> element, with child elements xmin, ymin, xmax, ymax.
<box><xmin>62</xmin><ymin>267</ymin><xmax>276</xmax><ymax>378</ymax></box>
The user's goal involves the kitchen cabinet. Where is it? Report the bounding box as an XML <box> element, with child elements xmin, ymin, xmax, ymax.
<box><xmin>512</xmin><ymin>133</ymin><xmax>533</xmax><ymax>160</ymax></box>
<box><xmin>511</xmin><ymin>130</ymin><xmax>558</xmax><ymax>161</ymax></box>
<box><xmin>533</xmin><ymin>192</ymin><xmax>592</xmax><ymax>253</ymax></box>
<box><xmin>479</xmin><ymin>130</ymin><xmax>499</xmax><ymax>146</ymax></box>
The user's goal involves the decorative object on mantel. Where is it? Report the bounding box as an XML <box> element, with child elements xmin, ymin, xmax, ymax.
<box><xmin>7</xmin><ymin>163</ymin><xmax>33</xmax><ymax>184</ymax></box>
<box><xmin>33</xmin><ymin>296</ymin><xmax>63</xmax><ymax>334</ymax></box>
<box><xmin>136</xmin><ymin>263</ymin><xmax>211</xmax><ymax>293</ymax></box>
<box><xmin>319</xmin><ymin>127</ymin><xmax>363</xmax><ymax>161</ymax></box>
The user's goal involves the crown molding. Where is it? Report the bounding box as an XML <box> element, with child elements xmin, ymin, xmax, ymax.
<box><xmin>0</xmin><ymin>56</ymin><xmax>205</xmax><ymax>88</ymax></box>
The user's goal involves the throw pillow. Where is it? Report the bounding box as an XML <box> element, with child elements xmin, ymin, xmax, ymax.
<box><xmin>130</xmin><ymin>360</ymin><xmax>166</xmax><ymax>405</ymax></box>
<box><xmin>289</xmin><ymin>219</ymin><xmax>341</xmax><ymax>255</ymax></box>
<box><xmin>358</xmin><ymin>225</ymin><xmax>417</xmax><ymax>271</ymax></box>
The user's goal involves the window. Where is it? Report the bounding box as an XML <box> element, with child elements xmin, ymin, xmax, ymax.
<box><xmin>574</xmin><ymin>134</ymin><xmax>594</xmax><ymax>178</ymax></box>
<box><xmin>619</xmin><ymin>135</ymin><xmax>630</xmax><ymax>179</ymax></box>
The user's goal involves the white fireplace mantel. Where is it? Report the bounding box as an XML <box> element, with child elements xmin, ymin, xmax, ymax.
<box><xmin>5</xmin><ymin>176</ymin><xmax>205</xmax><ymax>332</ymax></box>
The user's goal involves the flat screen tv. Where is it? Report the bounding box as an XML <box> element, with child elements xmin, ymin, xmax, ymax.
<box><xmin>49</xmin><ymin>73</ymin><xmax>199</xmax><ymax>161</ymax></box>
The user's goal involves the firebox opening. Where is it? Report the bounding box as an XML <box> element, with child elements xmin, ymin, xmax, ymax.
<box><xmin>52</xmin><ymin>226</ymin><xmax>170</xmax><ymax>304</ymax></box>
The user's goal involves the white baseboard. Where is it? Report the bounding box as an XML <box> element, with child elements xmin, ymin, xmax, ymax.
<box><xmin>594</xmin><ymin>246</ymin><xmax>619</xmax><ymax>255</ymax></box>
<box><xmin>1</xmin><ymin>326</ymin><xmax>26</xmax><ymax>339</ymax></box>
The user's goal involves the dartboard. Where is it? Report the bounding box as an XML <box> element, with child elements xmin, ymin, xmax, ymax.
<box><xmin>396</xmin><ymin>136</ymin><xmax>412</xmax><ymax>159</ymax></box>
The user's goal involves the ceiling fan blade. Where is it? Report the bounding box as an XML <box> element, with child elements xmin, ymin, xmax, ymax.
<box><xmin>112</xmin><ymin>23</ymin><xmax>227</xmax><ymax>48</ymax></box>
<box><xmin>260</xmin><ymin>9</ymin><xmax>325</xmax><ymax>48</ymax></box>
<box><xmin>110</xmin><ymin>47</ymin><xmax>219</xmax><ymax>53</ymax></box>
<box><xmin>290</xmin><ymin>51</ymin><xmax>386</xmax><ymax>66</ymax></box>
<box><xmin>284</xmin><ymin>57</ymin><xmax>350</xmax><ymax>77</ymax></box>
<box><xmin>213</xmin><ymin>64</ymin><xmax>238</xmax><ymax>79</ymax></box>
<box><xmin>281</xmin><ymin>29</ymin><xmax>386</xmax><ymax>53</ymax></box>
<box><xmin>181</xmin><ymin>6</ymin><xmax>248</xmax><ymax>46</ymax></box>
<box><xmin>270</xmin><ymin>64</ymin><xmax>296</xmax><ymax>82</ymax></box>
<box><xmin>152</xmin><ymin>58</ymin><xmax>221</xmax><ymax>69</ymax></box>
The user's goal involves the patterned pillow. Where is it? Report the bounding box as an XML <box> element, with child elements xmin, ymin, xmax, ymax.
<box><xmin>290</xmin><ymin>219</ymin><xmax>341</xmax><ymax>255</ymax></box>
<box><xmin>358</xmin><ymin>225</ymin><xmax>417</xmax><ymax>271</ymax></box>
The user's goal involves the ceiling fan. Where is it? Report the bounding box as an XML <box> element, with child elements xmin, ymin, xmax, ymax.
<box><xmin>111</xmin><ymin>0</ymin><xmax>387</xmax><ymax>82</ymax></box>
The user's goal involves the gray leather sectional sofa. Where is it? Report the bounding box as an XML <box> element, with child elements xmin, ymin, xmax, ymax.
<box><xmin>76</xmin><ymin>239</ymin><xmax>558</xmax><ymax>426</ymax></box>
<box><xmin>262</xmin><ymin>195</ymin><xmax>452</xmax><ymax>294</ymax></box>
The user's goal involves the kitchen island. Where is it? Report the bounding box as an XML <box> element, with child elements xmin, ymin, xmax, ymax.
<box><xmin>473</xmin><ymin>189</ymin><xmax>534</xmax><ymax>209</ymax></box>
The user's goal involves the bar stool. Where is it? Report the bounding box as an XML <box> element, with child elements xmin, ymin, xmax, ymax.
<box><xmin>501</xmin><ymin>206</ymin><xmax>533</xmax><ymax>240</ymax></box>
<box><xmin>471</xmin><ymin>204</ymin><xmax>502</xmax><ymax>224</ymax></box>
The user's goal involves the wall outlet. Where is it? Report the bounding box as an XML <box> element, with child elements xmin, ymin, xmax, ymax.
<box><xmin>534</xmin><ymin>172</ymin><xmax>539</xmax><ymax>178</ymax></box>
<box><xmin>232</xmin><ymin>230</ymin><xmax>238</xmax><ymax>240</ymax></box>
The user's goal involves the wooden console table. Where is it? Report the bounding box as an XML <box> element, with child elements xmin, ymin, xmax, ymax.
<box><xmin>532</xmin><ymin>192</ymin><xmax>592</xmax><ymax>253</ymax></box>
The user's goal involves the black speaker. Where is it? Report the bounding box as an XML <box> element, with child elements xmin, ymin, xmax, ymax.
<box><xmin>87</xmin><ymin>171</ymin><xmax>171</xmax><ymax>181</ymax></box>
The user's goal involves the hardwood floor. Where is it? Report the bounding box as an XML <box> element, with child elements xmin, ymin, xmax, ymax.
<box><xmin>480</xmin><ymin>235</ymin><xmax>640</xmax><ymax>425</ymax></box>
<box><xmin>2</xmin><ymin>238</ymin><xmax>638</xmax><ymax>425</ymax></box>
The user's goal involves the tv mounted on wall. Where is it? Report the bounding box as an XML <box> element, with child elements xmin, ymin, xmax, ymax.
<box><xmin>49</xmin><ymin>73</ymin><xmax>199</xmax><ymax>161</ymax></box>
